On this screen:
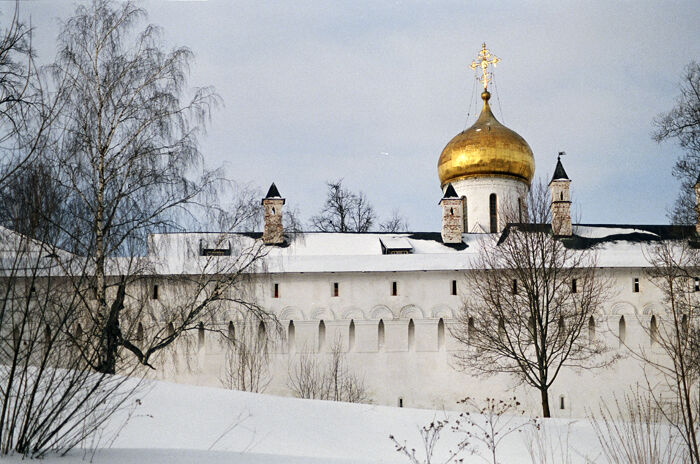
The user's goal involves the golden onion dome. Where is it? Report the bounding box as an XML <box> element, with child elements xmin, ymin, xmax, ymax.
<box><xmin>438</xmin><ymin>90</ymin><xmax>535</xmax><ymax>186</ymax></box>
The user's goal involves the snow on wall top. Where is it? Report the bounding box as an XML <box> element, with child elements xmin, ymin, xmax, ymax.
<box><xmin>145</xmin><ymin>224</ymin><xmax>695</xmax><ymax>274</ymax></box>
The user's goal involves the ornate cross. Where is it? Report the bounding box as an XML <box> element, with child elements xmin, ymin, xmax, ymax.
<box><xmin>470</xmin><ymin>43</ymin><xmax>500</xmax><ymax>90</ymax></box>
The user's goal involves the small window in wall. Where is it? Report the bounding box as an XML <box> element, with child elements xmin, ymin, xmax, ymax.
<box><xmin>408</xmin><ymin>319</ymin><xmax>415</xmax><ymax>352</ymax></box>
<box><xmin>512</xmin><ymin>279</ymin><xmax>518</xmax><ymax>295</ymax></box>
<box><xmin>152</xmin><ymin>284</ymin><xmax>159</xmax><ymax>300</ymax></box>
<box><xmin>467</xmin><ymin>317</ymin><xmax>475</xmax><ymax>342</ymax></box>
<box><xmin>571</xmin><ymin>279</ymin><xmax>577</xmax><ymax>294</ymax></box>
<box><xmin>489</xmin><ymin>193</ymin><xmax>498</xmax><ymax>233</ymax></box>
<box><xmin>136</xmin><ymin>322</ymin><xmax>144</xmax><ymax>342</ymax></box>
<box><xmin>588</xmin><ymin>316</ymin><xmax>595</xmax><ymax>342</ymax></box>
<box><xmin>517</xmin><ymin>197</ymin><xmax>523</xmax><ymax>222</ymax></box>
<box><xmin>391</xmin><ymin>281</ymin><xmax>398</xmax><ymax>296</ymax></box>
<box><xmin>398</xmin><ymin>397</ymin><xmax>404</xmax><ymax>408</ymax></box>
<box><xmin>349</xmin><ymin>320</ymin><xmax>356</xmax><ymax>351</ymax></box>
<box><xmin>273</xmin><ymin>283</ymin><xmax>279</xmax><ymax>298</ymax></box>
<box><xmin>438</xmin><ymin>318</ymin><xmax>445</xmax><ymax>351</ymax></box>
<box><xmin>560</xmin><ymin>395</ymin><xmax>566</xmax><ymax>410</ymax></box>
<box><xmin>332</xmin><ymin>282</ymin><xmax>339</xmax><ymax>297</ymax></box>
<box><xmin>633</xmin><ymin>278</ymin><xmax>640</xmax><ymax>293</ymax></box>
<box><xmin>695</xmin><ymin>277</ymin><xmax>699</xmax><ymax>292</ymax></box>
<box><xmin>451</xmin><ymin>280</ymin><xmax>457</xmax><ymax>296</ymax></box>
<box><xmin>318</xmin><ymin>320</ymin><xmax>326</xmax><ymax>352</ymax></box>
<box><xmin>378</xmin><ymin>319</ymin><xmax>385</xmax><ymax>351</ymax></box>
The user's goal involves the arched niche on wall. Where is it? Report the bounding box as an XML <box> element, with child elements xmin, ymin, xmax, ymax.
<box><xmin>378</xmin><ymin>319</ymin><xmax>385</xmax><ymax>351</ymax></box>
<box><xmin>348</xmin><ymin>320</ymin><xmax>356</xmax><ymax>352</ymax></box>
<box><xmin>288</xmin><ymin>320</ymin><xmax>296</xmax><ymax>353</ymax></box>
<box><xmin>438</xmin><ymin>318</ymin><xmax>446</xmax><ymax>351</ymax></box>
<box><xmin>370</xmin><ymin>305</ymin><xmax>394</xmax><ymax>321</ymax></box>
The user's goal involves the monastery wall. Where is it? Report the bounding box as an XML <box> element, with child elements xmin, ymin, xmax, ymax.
<box><xmin>151</xmin><ymin>265</ymin><xmax>681</xmax><ymax>418</ymax></box>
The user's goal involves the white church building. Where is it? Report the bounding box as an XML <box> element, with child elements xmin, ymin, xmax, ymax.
<box><xmin>146</xmin><ymin>48</ymin><xmax>698</xmax><ymax>418</ymax></box>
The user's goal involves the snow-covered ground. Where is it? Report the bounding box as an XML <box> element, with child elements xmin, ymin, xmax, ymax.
<box><xmin>5</xmin><ymin>379</ymin><xmax>605</xmax><ymax>463</ymax></box>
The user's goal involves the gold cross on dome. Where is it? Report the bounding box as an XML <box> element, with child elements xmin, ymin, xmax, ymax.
<box><xmin>470</xmin><ymin>43</ymin><xmax>500</xmax><ymax>90</ymax></box>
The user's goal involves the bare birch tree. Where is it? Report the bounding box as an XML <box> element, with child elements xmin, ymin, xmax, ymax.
<box><xmin>0</xmin><ymin>4</ymin><xmax>140</xmax><ymax>456</ymax></box>
<box><xmin>451</xmin><ymin>182</ymin><xmax>612</xmax><ymax>417</ymax></box>
<box><xmin>43</xmin><ymin>0</ymin><xmax>269</xmax><ymax>374</ymax></box>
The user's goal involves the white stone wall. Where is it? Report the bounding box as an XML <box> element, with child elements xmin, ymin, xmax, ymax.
<box><xmin>451</xmin><ymin>177</ymin><xmax>528</xmax><ymax>232</ymax></box>
<box><xmin>151</xmin><ymin>265</ymin><xmax>687</xmax><ymax>418</ymax></box>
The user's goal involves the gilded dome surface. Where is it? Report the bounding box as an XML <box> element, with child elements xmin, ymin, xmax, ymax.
<box><xmin>438</xmin><ymin>91</ymin><xmax>534</xmax><ymax>186</ymax></box>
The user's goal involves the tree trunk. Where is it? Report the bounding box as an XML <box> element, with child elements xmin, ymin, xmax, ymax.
<box><xmin>540</xmin><ymin>387</ymin><xmax>551</xmax><ymax>418</ymax></box>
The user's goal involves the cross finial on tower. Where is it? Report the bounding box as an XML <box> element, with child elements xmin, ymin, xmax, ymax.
<box><xmin>470</xmin><ymin>43</ymin><xmax>501</xmax><ymax>90</ymax></box>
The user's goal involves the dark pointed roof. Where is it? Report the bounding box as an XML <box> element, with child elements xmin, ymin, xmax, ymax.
<box><xmin>442</xmin><ymin>183</ymin><xmax>458</xmax><ymax>198</ymax></box>
<box><xmin>551</xmin><ymin>157</ymin><xmax>569</xmax><ymax>182</ymax></box>
<box><xmin>265</xmin><ymin>183</ymin><xmax>282</xmax><ymax>198</ymax></box>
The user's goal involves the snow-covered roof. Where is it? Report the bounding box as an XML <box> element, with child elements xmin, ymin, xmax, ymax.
<box><xmin>145</xmin><ymin>223</ymin><xmax>697</xmax><ymax>274</ymax></box>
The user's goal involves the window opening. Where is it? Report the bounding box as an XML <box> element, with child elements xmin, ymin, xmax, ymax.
<box><xmin>228</xmin><ymin>321</ymin><xmax>235</xmax><ymax>342</ymax></box>
<box><xmin>633</xmin><ymin>278</ymin><xmax>640</xmax><ymax>293</ymax></box>
<box><xmin>273</xmin><ymin>283</ymin><xmax>279</xmax><ymax>298</ymax></box>
<box><xmin>462</xmin><ymin>196</ymin><xmax>468</xmax><ymax>231</ymax></box>
<box><xmin>333</xmin><ymin>282</ymin><xmax>339</xmax><ymax>297</ymax></box>
<box><xmin>695</xmin><ymin>277</ymin><xmax>699</xmax><ymax>292</ymax></box>
<box><xmin>451</xmin><ymin>280</ymin><xmax>457</xmax><ymax>296</ymax></box>
<box><xmin>518</xmin><ymin>197</ymin><xmax>523</xmax><ymax>222</ymax></box>
<box><xmin>489</xmin><ymin>193</ymin><xmax>498</xmax><ymax>233</ymax></box>
<box><xmin>560</xmin><ymin>395</ymin><xmax>565</xmax><ymax>410</ymax></box>
<box><xmin>572</xmin><ymin>279</ymin><xmax>577</xmax><ymax>293</ymax></box>
<box><xmin>512</xmin><ymin>279</ymin><xmax>518</xmax><ymax>294</ymax></box>
<box><xmin>152</xmin><ymin>284</ymin><xmax>159</xmax><ymax>300</ymax></box>
<box><xmin>398</xmin><ymin>397</ymin><xmax>404</xmax><ymax>408</ymax></box>
<box><xmin>408</xmin><ymin>319</ymin><xmax>415</xmax><ymax>352</ymax></box>
<box><xmin>392</xmin><ymin>281</ymin><xmax>398</xmax><ymax>296</ymax></box>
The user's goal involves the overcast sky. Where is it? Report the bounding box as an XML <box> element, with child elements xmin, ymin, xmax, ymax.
<box><xmin>15</xmin><ymin>0</ymin><xmax>700</xmax><ymax>231</ymax></box>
